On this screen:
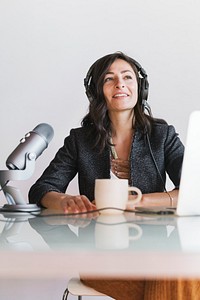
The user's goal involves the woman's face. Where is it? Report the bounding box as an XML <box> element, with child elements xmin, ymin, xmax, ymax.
<box><xmin>103</xmin><ymin>59</ymin><xmax>138</xmax><ymax>113</ymax></box>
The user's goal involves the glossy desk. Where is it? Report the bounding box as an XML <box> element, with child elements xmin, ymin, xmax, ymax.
<box><xmin>1</xmin><ymin>208</ymin><xmax>200</xmax><ymax>280</ymax></box>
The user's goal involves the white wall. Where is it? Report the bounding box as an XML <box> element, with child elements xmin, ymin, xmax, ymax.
<box><xmin>0</xmin><ymin>1</ymin><xmax>200</xmax><ymax>298</ymax></box>
<box><xmin>1</xmin><ymin>0</ymin><xmax>200</xmax><ymax>201</ymax></box>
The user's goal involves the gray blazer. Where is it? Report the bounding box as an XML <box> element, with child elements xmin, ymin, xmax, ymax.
<box><xmin>29</xmin><ymin>122</ymin><xmax>184</xmax><ymax>206</ymax></box>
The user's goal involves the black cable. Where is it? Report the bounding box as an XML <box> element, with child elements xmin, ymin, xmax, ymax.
<box><xmin>29</xmin><ymin>205</ymin><xmax>175</xmax><ymax>218</ymax></box>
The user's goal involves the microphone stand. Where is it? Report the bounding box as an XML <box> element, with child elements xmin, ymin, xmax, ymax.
<box><xmin>0</xmin><ymin>153</ymin><xmax>41</xmax><ymax>212</ymax></box>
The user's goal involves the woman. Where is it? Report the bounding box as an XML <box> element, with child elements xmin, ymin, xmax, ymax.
<box><xmin>29</xmin><ymin>51</ymin><xmax>184</xmax><ymax>211</ymax></box>
<box><xmin>29</xmin><ymin>52</ymin><xmax>198</xmax><ymax>300</ymax></box>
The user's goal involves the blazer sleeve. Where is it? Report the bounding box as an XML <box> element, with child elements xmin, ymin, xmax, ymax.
<box><xmin>164</xmin><ymin>125</ymin><xmax>184</xmax><ymax>188</ymax></box>
<box><xmin>28</xmin><ymin>130</ymin><xmax>78</xmax><ymax>206</ymax></box>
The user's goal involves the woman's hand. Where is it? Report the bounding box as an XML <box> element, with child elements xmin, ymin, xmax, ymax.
<box><xmin>60</xmin><ymin>194</ymin><xmax>97</xmax><ymax>213</ymax></box>
<box><xmin>41</xmin><ymin>191</ymin><xmax>97</xmax><ymax>214</ymax></box>
<box><xmin>138</xmin><ymin>189</ymin><xmax>179</xmax><ymax>207</ymax></box>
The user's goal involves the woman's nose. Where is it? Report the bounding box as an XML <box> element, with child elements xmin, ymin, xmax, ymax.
<box><xmin>115</xmin><ymin>78</ymin><xmax>125</xmax><ymax>89</ymax></box>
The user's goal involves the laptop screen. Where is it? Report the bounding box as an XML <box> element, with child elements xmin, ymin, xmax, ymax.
<box><xmin>176</xmin><ymin>111</ymin><xmax>200</xmax><ymax>216</ymax></box>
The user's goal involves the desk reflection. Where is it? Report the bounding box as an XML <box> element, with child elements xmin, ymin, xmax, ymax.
<box><xmin>0</xmin><ymin>210</ymin><xmax>178</xmax><ymax>251</ymax></box>
<box><xmin>0</xmin><ymin>213</ymin><xmax>36</xmax><ymax>251</ymax></box>
<box><xmin>95</xmin><ymin>215</ymin><xmax>143</xmax><ymax>249</ymax></box>
<box><xmin>1</xmin><ymin>210</ymin><xmax>200</xmax><ymax>253</ymax></box>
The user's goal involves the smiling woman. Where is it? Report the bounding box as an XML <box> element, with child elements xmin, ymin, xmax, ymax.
<box><xmin>29</xmin><ymin>50</ymin><xmax>184</xmax><ymax>217</ymax></box>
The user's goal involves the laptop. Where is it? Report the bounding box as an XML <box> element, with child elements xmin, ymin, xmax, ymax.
<box><xmin>135</xmin><ymin>110</ymin><xmax>200</xmax><ymax>216</ymax></box>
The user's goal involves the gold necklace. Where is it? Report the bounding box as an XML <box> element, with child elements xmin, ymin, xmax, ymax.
<box><xmin>110</xmin><ymin>137</ymin><xmax>118</xmax><ymax>159</ymax></box>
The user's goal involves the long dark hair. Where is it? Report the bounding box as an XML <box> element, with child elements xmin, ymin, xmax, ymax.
<box><xmin>82</xmin><ymin>52</ymin><xmax>159</xmax><ymax>152</ymax></box>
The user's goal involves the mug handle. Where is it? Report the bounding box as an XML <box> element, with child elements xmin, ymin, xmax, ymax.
<box><xmin>128</xmin><ymin>224</ymin><xmax>143</xmax><ymax>241</ymax></box>
<box><xmin>128</xmin><ymin>186</ymin><xmax>142</xmax><ymax>205</ymax></box>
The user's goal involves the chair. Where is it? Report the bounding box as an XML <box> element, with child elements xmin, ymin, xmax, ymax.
<box><xmin>62</xmin><ymin>277</ymin><xmax>106</xmax><ymax>300</ymax></box>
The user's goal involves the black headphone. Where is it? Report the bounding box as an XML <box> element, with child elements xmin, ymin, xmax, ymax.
<box><xmin>84</xmin><ymin>57</ymin><xmax>150</xmax><ymax>112</ymax></box>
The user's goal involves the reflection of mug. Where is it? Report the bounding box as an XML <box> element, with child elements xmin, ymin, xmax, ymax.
<box><xmin>95</xmin><ymin>215</ymin><xmax>142</xmax><ymax>249</ymax></box>
<box><xmin>95</xmin><ymin>179</ymin><xmax>142</xmax><ymax>214</ymax></box>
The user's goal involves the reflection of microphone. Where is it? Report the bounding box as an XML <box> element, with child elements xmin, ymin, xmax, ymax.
<box><xmin>0</xmin><ymin>214</ymin><xmax>35</xmax><ymax>250</ymax></box>
<box><xmin>6</xmin><ymin>123</ymin><xmax>54</xmax><ymax>170</ymax></box>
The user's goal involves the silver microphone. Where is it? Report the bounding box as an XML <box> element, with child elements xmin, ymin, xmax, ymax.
<box><xmin>6</xmin><ymin>123</ymin><xmax>54</xmax><ymax>170</ymax></box>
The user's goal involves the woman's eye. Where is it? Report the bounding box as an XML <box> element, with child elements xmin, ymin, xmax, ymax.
<box><xmin>104</xmin><ymin>77</ymin><xmax>113</xmax><ymax>83</ymax></box>
<box><xmin>124</xmin><ymin>75</ymin><xmax>132</xmax><ymax>80</ymax></box>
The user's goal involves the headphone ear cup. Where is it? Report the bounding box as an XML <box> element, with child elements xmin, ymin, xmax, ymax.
<box><xmin>85</xmin><ymin>87</ymin><xmax>93</xmax><ymax>102</ymax></box>
<box><xmin>139</xmin><ymin>77</ymin><xmax>149</xmax><ymax>110</ymax></box>
<box><xmin>85</xmin><ymin>81</ymin><xmax>96</xmax><ymax>102</ymax></box>
<box><xmin>143</xmin><ymin>77</ymin><xmax>149</xmax><ymax>102</ymax></box>
<box><xmin>84</xmin><ymin>61</ymin><xmax>98</xmax><ymax>102</ymax></box>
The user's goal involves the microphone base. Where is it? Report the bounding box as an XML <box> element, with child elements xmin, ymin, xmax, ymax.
<box><xmin>0</xmin><ymin>204</ymin><xmax>41</xmax><ymax>213</ymax></box>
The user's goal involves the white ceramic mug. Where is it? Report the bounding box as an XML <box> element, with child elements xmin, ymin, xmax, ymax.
<box><xmin>95</xmin><ymin>179</ymin><xmax>142</xmax><ymax>214</ymax></box>
<box><xmin>95</xmin><ymin>215</ymin><xmax>143</xmax><ymax>249</ymax></box>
